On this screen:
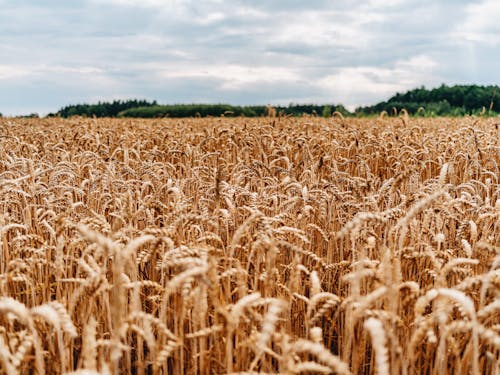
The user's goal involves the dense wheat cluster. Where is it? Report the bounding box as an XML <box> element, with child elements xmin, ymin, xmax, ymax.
<box><xmin>0</xmin><ymin>116</ymin><xmax>499</xmax><ymax>374</ymax></box>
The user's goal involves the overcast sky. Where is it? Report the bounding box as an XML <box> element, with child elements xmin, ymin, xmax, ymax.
<box><xmin>0</xmin><ymin>0</ymin><xmax>499</xmax><ymax>115</ymax></box>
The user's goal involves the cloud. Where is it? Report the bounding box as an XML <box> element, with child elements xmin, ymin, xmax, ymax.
<box><xmin>159</xmin><ymin>65</ymin><xmax>301</xmax><ymax>90</ymax></box>
<box><xmin>318</xmin><ymin>55</ymin><xmax>439</xmax><ymax>109</ymax></box>
<box><xmin>0</xmin><ymin>0</ymin><xmax>498</xmax><ymax>115</ymax></box>
<box><xmin>0</xmin><ymin>64</ymin><xmax>105</xmax><ymax>80</ymax></box>
<box><xmin>265</xmin><ymin>11</ymin><xmax>381</xmax><ymax>50</ymax></box>
<box><xmin>0</xmin><ymin>65</ymin><xmax>30</xmax><ymax>80</ymax></box>
<box><xmin>454</xmin><ymin>0</ymin><xmax>500</xmax><ymax>44</ymax></box>
<box><xmin>90</xmin><ymin>0</ymin><xmax>185</xmax><ymax>8</ymax></box>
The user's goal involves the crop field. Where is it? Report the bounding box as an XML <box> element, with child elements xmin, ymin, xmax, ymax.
<box><xmin>0</xmin><ymin>116</ymin><xmax>499</xmax><ymax>374</ymax></box>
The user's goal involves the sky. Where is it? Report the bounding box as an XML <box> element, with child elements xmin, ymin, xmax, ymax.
<box><xmin>0</xmin><ymin>0</ymin><xmax>499</xmax><ymax>116</ymax></box>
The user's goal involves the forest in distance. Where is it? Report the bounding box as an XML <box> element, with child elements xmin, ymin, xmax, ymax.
<box><xmin>5</xmin><ymin>84</ymin><xmax>500</xmax><ymax>119</ymax></box>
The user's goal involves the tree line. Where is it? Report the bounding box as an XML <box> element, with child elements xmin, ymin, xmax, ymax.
<box><xmin>50</xmin><ymin>101</ymin><xmax>350</xmax><ymax>118</ymax></box>
<box><xmin>356</xmin><ymin>84</ymin><xmax>500</xmax><ymax>116</ymax></box>
<box><xmin>8</xmin><ymin>84</ymin><xmax>498</xmax><ymax>119</ymax></box>
<box><xmin>52</xmin><ymin>99</ymin><xmax>158</xmax><ymax>118</ymax></box>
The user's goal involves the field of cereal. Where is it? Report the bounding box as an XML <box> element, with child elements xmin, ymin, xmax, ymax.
<box><xmin>0</xmin><ymin>116</ymin><xmax>499</xmax><ymax>374</ymax></box>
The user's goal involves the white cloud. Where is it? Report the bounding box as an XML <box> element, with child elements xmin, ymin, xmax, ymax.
<box><xmin>160</xmin><ymin>64</ymin><xmax>301</xmax><ymax>89</ymax></box>
<box><xmin>43</xmin><ymin>66</ymin><xmax>104</xmax><ymax>74</ymax></box>
<box><xmin>318</xmin><ymin>55</ymin><xmax>439</xmax><ymax>109</ymax></box>
<box><xmin>453</xmin><ymin>0</ymin><xmax>500</xmax><ymax>44</ymax></box>
<box><xmin>91</xmin><ymin>0</ymin><xmax>185</xmax><ymax>7</ymax></box>
<box><xmin>366</xmin><ymin>0</ymin><xmax>410</xmax><ymax>7</ymax></box>
<box><xmin>0</xmin><ymin>64</ymin><xmax>105</xmax><ymax>77</ymax></box>
<box><xmin>0</xmin><ymin>65</ymin><xmax>30</xmax><ymax>80</ymax></box>
<box><xmin>197</xmin><ymin>12</ymin><xmax>226</xmax><ymax>25</ymax></box>
<box><xmin>267</xmin><ymin>10</ymin><xmax>382</xmax><ymax>49</ymax></box>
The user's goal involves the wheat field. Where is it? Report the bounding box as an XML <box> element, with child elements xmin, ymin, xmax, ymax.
<box><xmin>0</xmin><ymin>116</ymin><xmax>499</xmax><ymax>374</ymax></box>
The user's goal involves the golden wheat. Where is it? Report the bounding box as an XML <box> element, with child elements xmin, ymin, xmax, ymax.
<box><xmin>0</xmin><ymin>116</ymin><xmax>499</xmax><ymax>374</ymax></box>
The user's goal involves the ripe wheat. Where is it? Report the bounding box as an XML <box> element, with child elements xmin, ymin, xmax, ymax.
<box><xmin>0</xmin><ymin>116</ymin><xmax>499</xmax><ymax>374</ymax></box>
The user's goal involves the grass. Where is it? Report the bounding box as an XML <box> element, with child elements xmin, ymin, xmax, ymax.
<box><xmin>0</xmin><ymin>116</ymin><xmax>499</xmax><ymax>374</ymax></box>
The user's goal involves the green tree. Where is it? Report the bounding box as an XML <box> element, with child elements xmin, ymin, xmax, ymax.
<box><xmin>355</xmin><ymin>84</ymin><xmax>500</xmax><ymax>117</ymax></box>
